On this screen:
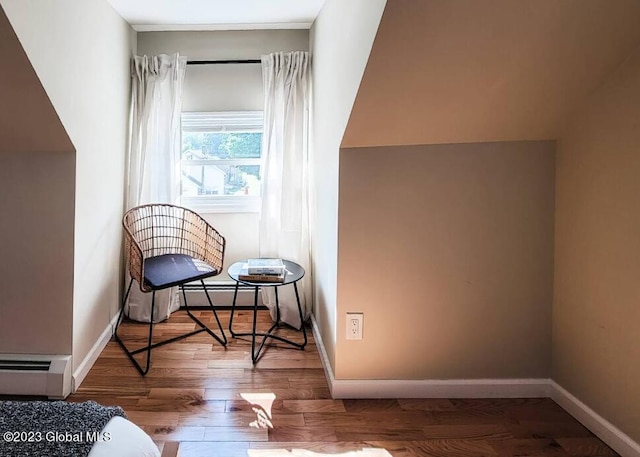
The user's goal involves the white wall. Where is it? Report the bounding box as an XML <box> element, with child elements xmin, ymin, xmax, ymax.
<box><xmin>309</xmin><ymin>0</ymin><xmax>387</xmax><ymax>372</ymax></box>
<box><xmin>1</xmin><ymin>0</ymin><xmax>135</xmax><ymax>377</ymax></box>
<box><xmin>137</xmin><ymin>30</ymin><xmax>308</xmax><ymax>282</ymax></box>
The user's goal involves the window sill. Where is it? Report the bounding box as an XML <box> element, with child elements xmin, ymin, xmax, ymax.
<box><xmin>181</xmin><ymin>195</ymin><xmax>261</xmax><ymax>214</ymax></box>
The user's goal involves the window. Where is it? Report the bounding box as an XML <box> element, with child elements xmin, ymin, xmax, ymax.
<box><xmin>180</xmin><ymin>111</ymin><xmax>263</xmax><ymax>212</ymax></box>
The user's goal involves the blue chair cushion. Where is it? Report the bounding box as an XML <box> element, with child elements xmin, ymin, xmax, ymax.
<box><xmin>143</xmin><ymin>254</ymin><xmax>218</xmax><ymax>290</ymax></box>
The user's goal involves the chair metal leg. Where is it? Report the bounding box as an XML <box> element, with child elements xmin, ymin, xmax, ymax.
<box><xmin>114</xmin><ymin>278</ymin><xmax>154</xmax><ymax>376</ymax></box>
<box><xmin>144</xmin><ymin>292</ymin><xmax>156</xmax><ymax>373</ymax></box>
<box><xmin>182</xmin><ymin>281</ymin><xmax>227</xmax><ymax>346</ymax></box>
<box><xmin>114</xmin><ymin>278</ymin><xmax>134</xmax><ymax>337</ymax></box>
<box><xmin>115</xmin><ymin>279</ymin><xmax>227</xmax><ymax>376</ymax></box>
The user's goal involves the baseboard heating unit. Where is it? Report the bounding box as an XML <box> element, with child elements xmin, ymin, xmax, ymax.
<box><xmin>0</xmin><ymin>354</ymin><xmax>72</xmax><ymax>399</ymax></box>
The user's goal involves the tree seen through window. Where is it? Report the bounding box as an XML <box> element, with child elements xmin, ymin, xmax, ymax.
<box><xmin>181</xmin><ymin>132</ymin><xmax>262</xmax><ymax>196</ymax></box>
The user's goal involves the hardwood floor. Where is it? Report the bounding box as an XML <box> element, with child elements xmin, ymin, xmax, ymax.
<box><xmin>70</xmin><ymin>309</ymin><xmax>618</xmax><ymax>457</ymax></box>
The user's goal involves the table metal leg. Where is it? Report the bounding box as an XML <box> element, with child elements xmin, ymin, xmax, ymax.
<box><xmin>274</xmin><ymin>286</ymin><xmax>281</xmax><ymax>322</ymax></box>
<box><xmin>227</xmin><ymin>281</ymin><xmax>308</xmax><ymax>363</ymax></box>
<box><xmin>293</xmin><ymin>282</ymin><xmax>308</xmax><ymax>348</ymax></box>
<box><xmin>251</xmin><ymin>285</ymin><xmax>259</xmax><ymax>362</ymax></box>
<box><xmin>228</xmin><ymin>281</ymin><xmax>240</xmax><ymax>337</ymax></box>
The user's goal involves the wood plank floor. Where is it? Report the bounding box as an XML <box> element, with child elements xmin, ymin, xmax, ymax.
<box><xmin>70</xmin><ymin>309</ymin><xmax>618</xmax><ymax>457</ymax></box>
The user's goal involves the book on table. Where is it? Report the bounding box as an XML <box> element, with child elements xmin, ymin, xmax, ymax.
<box><xmin>238</xmin><ymin>263</ymin><xmax>286</xmax><ymax>283</ymax></box>
<box><xmin>247</xmin><ymin>258</ymin><xmax>285</xmax><ymax>275</ymax></box>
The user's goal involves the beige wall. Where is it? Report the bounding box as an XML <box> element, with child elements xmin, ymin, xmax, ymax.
<box><xmin>137</xmin><ymin>30</ymin><xmax>308</xmax><ymax>282</ymax></box>
<box><xmin>0</xmin><ymin>152</ymin><xmax>75</xmax><ymax>354</ymax></box>
<box><xmin>1</xmin><ymin>0</ymin><xmax>135</xmax><ymax>378</ymax></box>
<box><xmin>554</xmin><ymin>43</ymin><xmax>640</xmax><ymax>443</ymax></box>
<box><xmin>337</xmin><ymin>141</ymin><xmax>555</xmax><ymax>379</ymax></box>
<box><xmin>309</xmin><ymin>0</ymin><xmax>387</xmax><ymax>374</ymax></box>
<box><xmin>0</xmin><ymin>5</ymin><xmax>74</xmax><ymax>356</ymax></box>
<box><xmin>333</xmin><ymin>0</ymin><xmax>640</xmax><ymax>446</ymax></box>
<box><xmin>342</xmin><ymin>0</ymin><xmax>640</xmax><ymax>148</ymax></box>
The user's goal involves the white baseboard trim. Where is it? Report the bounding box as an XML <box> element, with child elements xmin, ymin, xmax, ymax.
<box><xmin>550</xmin><ymin>381</ymin><xmax>640</xmax><ymax>457</ymax></box>
<box><xmin>311</xmin><ymin>314</ymin><xmax>337</xmax><ymax>397</ymax></box>
<box><xmin>310</xmin><ymin>315</ymin><xmax>548</xmax><ymax>399</ymax></box>
<box><xmin>182</xmin><ymin>287</ymin><xmax>258</xmax><ymax>307</ymax></box>
<box><xmin>310</xmin><ymin>317</ymin><xmax>638</xmax><ymax>456</ymax></box>
<box><xmin>330</xmin><ymin>378</ymin><xmax>550</xmax><ymax>399</ymax></box>
<box><xmin>72</xmin><ymin>313</ymin><xmax>120</xmax><ymax>393</ymax></box>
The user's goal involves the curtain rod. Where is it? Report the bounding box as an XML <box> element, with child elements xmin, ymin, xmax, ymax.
<box><xmin>187</xmin><ymin>59</ymin><xmax>261</xmax><ymax>65</ymax></box>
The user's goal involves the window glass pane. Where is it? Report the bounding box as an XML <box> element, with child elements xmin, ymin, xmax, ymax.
<box><xmin>181</xmin><ymin>163</ymin><xmax>261</xmax><ymax>196</ymax></box>
<box><xmin>180</xmin><ymin>112</ymin><xmax>263</xmax><ymax>211</ymax></box>
<box><xmin>182</xmin><ymin>132</ymin><xmax>262</xmax><ymax>159</ymax></box>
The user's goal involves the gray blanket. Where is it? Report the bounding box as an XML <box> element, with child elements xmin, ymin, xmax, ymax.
<box><xmin>0</xmin><ymin>400</ymin><xmax>127</xmax><ymax>457</ymax></box>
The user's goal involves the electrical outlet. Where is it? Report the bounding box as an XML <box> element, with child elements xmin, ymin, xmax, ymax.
<box><xmin>346</xmin><ymin>313</ymin><xmax>363</xmax><ymax>340</ymax></box>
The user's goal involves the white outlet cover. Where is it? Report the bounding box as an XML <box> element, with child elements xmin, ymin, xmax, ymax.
<box><xmin>346</xmin><ymin>313</ymin><xmax>363</xmax><ymax>340</ymax></box>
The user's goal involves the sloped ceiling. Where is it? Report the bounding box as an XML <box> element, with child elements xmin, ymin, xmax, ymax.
<box><xmin>0</xmin><ymin>5</ymin><xmax>73</xmax><ymax>153</ymax></box>
<box><xmin>342</xmin><ymin>0</ymin><xmax>640</xmax><ymax>148</ymax></box>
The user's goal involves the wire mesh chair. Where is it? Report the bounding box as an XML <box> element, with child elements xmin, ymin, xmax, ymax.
<box><xmin>114</xmin><ymin>203</ymin><xmax>227</xmax><ymax>375</ymax></box>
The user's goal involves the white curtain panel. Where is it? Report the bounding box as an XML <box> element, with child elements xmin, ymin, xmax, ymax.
<box><xmin>259</xmin><ymin>51</ymin><xmax>311</xmax><ymax>329</ymax></box>
<box><xmin>125</xmin><ymin>54</ymin><xmax>187</xmax><ymax>323</ymax></box>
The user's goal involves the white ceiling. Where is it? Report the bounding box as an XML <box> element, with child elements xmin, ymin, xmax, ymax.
<box><xmin>105</xmin><ymin>0</ymin><xmax>327</xmax><ymax>31</ymax></box>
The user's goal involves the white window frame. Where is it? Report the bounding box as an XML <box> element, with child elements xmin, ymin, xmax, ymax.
<box><xmin>180</xmin><ymin>111</ymin><xmax>264</xmax><ymax>213</ymax></box>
